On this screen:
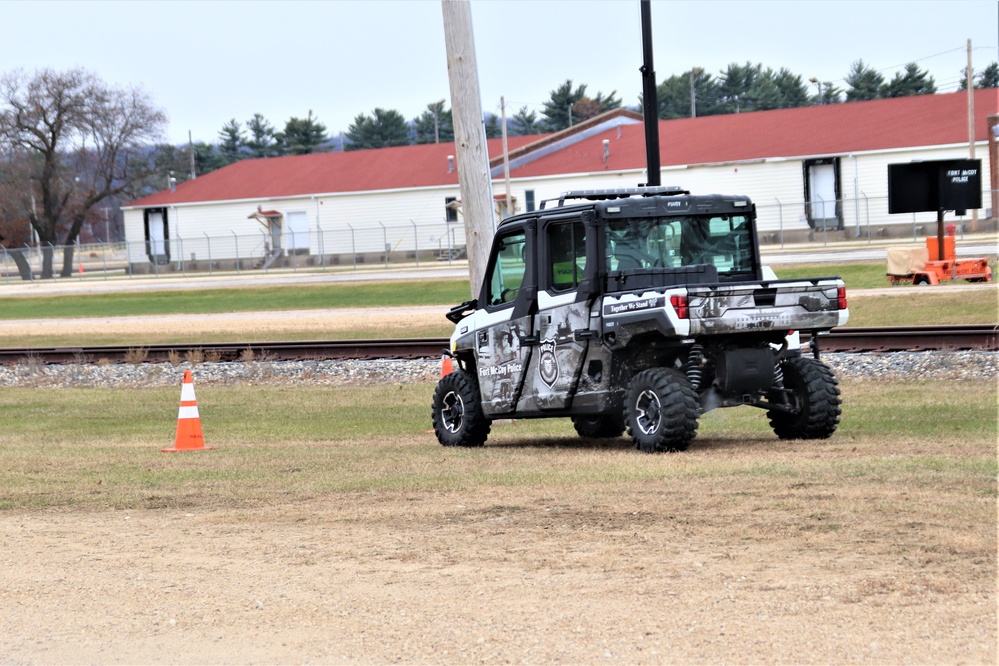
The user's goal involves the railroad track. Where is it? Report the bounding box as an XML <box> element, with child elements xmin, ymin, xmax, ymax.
<box><xmin>0</xmin><ymin>325</ymin><xmax>994</xmax><ymax>365</ymax></box>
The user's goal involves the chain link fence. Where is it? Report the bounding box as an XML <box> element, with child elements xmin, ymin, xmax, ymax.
<box><xmin>2</xmin><ymin>194</ymin><xmax>995</xmax><ymax>283</ymax></box>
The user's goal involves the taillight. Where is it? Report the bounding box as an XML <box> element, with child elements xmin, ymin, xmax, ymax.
<box><xmin>670</xmin><ymin>294</ymin><xmax>689</xmax><ymax>319</ymax></box>
<box><xmin>837</xmin><ymin>286</ymin><xmax>848</xmax><ymax>310</ymax></box>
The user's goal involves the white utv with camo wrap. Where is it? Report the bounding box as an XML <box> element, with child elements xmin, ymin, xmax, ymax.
<box><xmin>432</xmin><ymin>187</ymin><xmax>849</xmax><ymax>453</ymax></box>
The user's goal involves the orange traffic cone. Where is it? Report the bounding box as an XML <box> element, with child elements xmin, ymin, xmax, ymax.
<box><xmin>162</xmin><ymin>370</ymin><xmax>212</xmax><ymax>452</ymax></box>
<box><xmin>440</xmin><ymin>355</ymin><xmax>454</xmax><ymax>378</ymax></box>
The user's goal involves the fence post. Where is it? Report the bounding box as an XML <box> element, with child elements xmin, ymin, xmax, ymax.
<box><xmin>860</xmin><ymin>192</ymin><xmax>871</xmax><ymax>242</ymax></box>
<box><xmin>1</xmin><ymin>247</ymin><xmax>9</xmax><ymax>284</ymax></box>
<box><xmin>204</xmin><ymin>233</ymin><xmax>212</xmax><ymax>275</ymax></box>
<box><xmin>317</xmin><ymin>222</ymin><xmax>326</xmax><ymax>270</ymax></box>
<box><xmin>379</xmin><ymin>221</ymin><xmax>388</xmax><ymax>268</ymax></box>
<box><xmin>347</xmin><ymin>223</ymin><xmax>356</xmax><ymax>270</ymax></box>
<box><xmin>178</xmin><ymin>236</ymin><xmax>186</xmax><ymax>276</ymax></box>
<box><xmin>774</xmin><ymin>198</ymin><xmax>784</xmax><ymax>248</ymax></box>
<box><xmin>232</xmin><ymin>231</ymin><xmax>240</xmax><ymax>274</ymax></box>
<box><xmin>411</xmin><ymin>220</ymin><xmax>419</xmax><ymax>267</ymax></box>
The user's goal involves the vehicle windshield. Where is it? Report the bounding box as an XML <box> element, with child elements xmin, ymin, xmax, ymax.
<box><xmin>605</xmin><ymin>214</ymin><xmax>754</xmax><ymax>276</ymax></box>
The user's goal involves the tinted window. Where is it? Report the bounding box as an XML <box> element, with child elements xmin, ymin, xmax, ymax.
<box><xmin>605</xmin><ymin>214</ymin><xmax>753</xmax><ymax>276</ymax></box>
<box><xmin>486</xmin><ymin>230</ymin><xmax>527</xmax><ymax>306</ymax></box>
<box><xmin>548</xmin><ymin>221</ymin><xmax>586</xmax><ymax>292</ymax></box>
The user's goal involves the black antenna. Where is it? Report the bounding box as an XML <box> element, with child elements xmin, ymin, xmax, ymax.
<box><xmin>639</xmin><ymin>0</ymin><xmax>661</xmax><ymax>186</ymax></box>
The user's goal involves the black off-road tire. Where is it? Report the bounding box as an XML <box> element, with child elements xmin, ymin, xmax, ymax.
<box><xmin>767</xmin><ymin>356</ymin><xmax>841</xmax><ymax>440</ymax></box>
<box><xmin>625</xmin><ymin>368</ymin><xmax>700</xmax><ymax>453</ymax></box>
<box><xmin>571</xmin><ymin>414</ymin><xmax>626</xmax><ymax>439</ymax></box>
<box><xmin>432</xmin><ymin>370</ymin><xmax>491</xmax><ymax>447</ymax></box>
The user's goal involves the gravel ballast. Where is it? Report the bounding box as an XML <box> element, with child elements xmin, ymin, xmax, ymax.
<box><xmin>0</xmin><ymin>351</ymin><xmax>994</xmax><ymax>388</ymax></box>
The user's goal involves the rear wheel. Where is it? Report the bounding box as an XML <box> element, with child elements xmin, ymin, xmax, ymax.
<box><xmin>571</xmin><ymin>414</ymin><xmax>626</xmax><ymax>439</ymax></box>
<box><xmin>625</xmin><ymin>368</ymin><xmax>699</xmax><ymax>453</ymax></box>
<box><xmin>432</xmin><ymin>370</ymin><xmax>491</xmax><ymax>447</ymax></box>
<box><xmin>767</xmin><ymin>356</ymin><xmax>841</xmax><ymax>440</ymax></box>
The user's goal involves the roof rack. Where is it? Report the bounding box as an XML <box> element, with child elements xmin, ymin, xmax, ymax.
<box><xmin>541</xmin><ymin>186</ymin><xmax>689</xmax><ymax>209</ymax></box>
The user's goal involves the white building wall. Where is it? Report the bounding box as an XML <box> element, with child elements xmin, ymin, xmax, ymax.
<box><xmin>122</xmin><ymin>140</ymin><xmax>991</xmax><ymax>266</ymax></box>
<box><xmin>123</xmin><ymin>187</ymin><xmax>466</xmax><ymax>264</ymax></box>
<box><xmin>502</xmin><ymin>141</ymin><xmax>991</xmax><ymax>237</ymax></box>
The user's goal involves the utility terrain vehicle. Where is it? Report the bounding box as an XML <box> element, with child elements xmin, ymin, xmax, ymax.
<box><xmin>432</xmin><ymin>186</ymin><xmax>849</xmax><ymax>452</ymax></box>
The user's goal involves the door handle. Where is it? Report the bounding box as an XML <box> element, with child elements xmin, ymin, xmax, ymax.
<box><xmin>519</xmin><ymin>335</ymin><xmax>540</xmax><ymax>346</ymax></box>
<box><xmin>573</xmin><ymin>329</ymin><xmax>597</xmax><ymax>341</ymax></box>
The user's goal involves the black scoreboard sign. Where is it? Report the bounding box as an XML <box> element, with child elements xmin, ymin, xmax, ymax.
<box><xmin>888</xmin><ymin>159</ymin><xmax>982</xmax><ymax>215</ymax></box>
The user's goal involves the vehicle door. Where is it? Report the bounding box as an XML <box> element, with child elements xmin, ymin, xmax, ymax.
<box><xmin>472</xmin><ymin>221</ymin><xmax>537</xmax><ymax>416</ymax></box>
<box><xmin>523</xmin><ymin>212</ymin><xmax>597</xmax><ymax>411</ymax></box>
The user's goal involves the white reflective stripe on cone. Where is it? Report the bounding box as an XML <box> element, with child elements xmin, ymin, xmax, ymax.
<box><xmin>180</xmin><ymin>384</ymin><xmax>197</xmax><ymax>401</ymax></box>
<box><xmin>178</xmin><ymin>406</ymin><xmax>200</xmax><ymax>419</ymax></box>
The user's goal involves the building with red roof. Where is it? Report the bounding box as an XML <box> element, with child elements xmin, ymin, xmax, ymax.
<box><xmin>123</xmin><ymin>92</ymin><xmax>996</xmax><ymax>270</ymax></box>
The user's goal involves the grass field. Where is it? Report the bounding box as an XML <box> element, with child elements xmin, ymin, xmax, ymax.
<box><xmin>0</xmin><ymin>379</ymin><xmax>994</xmax><ymax>511</ymax></box>
<box><xmin>0</xmin><ymin>262</ymin><xmax>995</xmax><ymax>348</ymax></box>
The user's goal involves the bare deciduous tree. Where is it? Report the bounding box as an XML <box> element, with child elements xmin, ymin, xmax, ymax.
<box><xmin>0</xmin><ymin>68</ymin><xmax>166</xmax><ymax>278</ymax></box>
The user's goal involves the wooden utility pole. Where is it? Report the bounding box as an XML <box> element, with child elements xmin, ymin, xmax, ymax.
<box><xmin>501</xmin><ymin>96</ymin><xmax>512</xmax><ymax>218</ymax></box>
<box><xmin>442</xmin><ymin>0</ymin><xmax>495</xmax><ymax>297</ymax></box>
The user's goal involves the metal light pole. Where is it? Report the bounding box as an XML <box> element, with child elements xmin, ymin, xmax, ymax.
<box><xmin>640</xmin><ymin>0</ymin><xmax>661</xmax><ymax>186</ymax></box>
<box><xmin>809</xmin><ymin>77</ymin><xmax>824</xmax><ymax>104</ymax></box>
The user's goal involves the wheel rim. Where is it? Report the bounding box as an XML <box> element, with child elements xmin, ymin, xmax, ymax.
<box><xmin>441</xmin><ymin>390</ymin><xmax>464</xmax><ymax>433</ymax></box>
<box><xmin>635</xmin><ymin>389</ymin><xmax>662</xmax><ymax>435</ymax></box>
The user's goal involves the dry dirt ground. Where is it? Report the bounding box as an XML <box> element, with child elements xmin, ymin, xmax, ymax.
<box><xmin>1</xmin><ymin>477</ymin><xmax>995</xmax><ymax>665</ymax></box>
<box><xmin>0</xmin><ymin>305</ymin><xmax>448</xmax><ymax>341</ymax></box>
<box><xmin>0</xmin><ymin>304</ymin><xmax>996</xmax><ymax>664</ymax></box>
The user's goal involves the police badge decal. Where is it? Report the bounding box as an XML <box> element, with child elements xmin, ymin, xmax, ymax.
<box><xmin>539</xmin><ymin>338</ymin><xmax>559</xmax><ymax>388</ymax></box>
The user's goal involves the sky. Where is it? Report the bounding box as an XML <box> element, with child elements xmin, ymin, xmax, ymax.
<box><xmin>1</xmin><ymin>0</ymin><xmax>996</xmax><ymax>146</ymax></box>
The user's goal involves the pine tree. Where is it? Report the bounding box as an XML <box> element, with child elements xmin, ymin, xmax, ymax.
<box><xmin>541</xmin><ymin>80</ymin><xmax>588</xmax><ymax>131</ymax></box>
<box><xmin>246</xmin><ymin>113</ymin><xmax>277</xmax><ymax>157</ymax></box>
<box><xmin>748</xmin><ymin>70</ymin><xmax>783</xmax><ymax>111</ymax></box>
<box><xmin>510</xmin><ymin>106</ymin><xmax>541</xmax><ymax>135</ymax></box>
<box><xmin>958</xmin><ymin>62</ymin><xmax>999</xmax><ymax>90</ymax></box>
<box><xmin>345</xmin><ymin>108</ymin><xmax>410</xmax><ymax>150</ymax></box>
<box><xmin>718</xmin><ymin>62</ymin><xmax>761</xmax><ymax>113</ymax></box>
<box><xmin>413</xmin><ymin>101</ymin><xmax>453</xmax><ymax>144</ymax></box>
<box><xmin>845</xmin><ymin>60</ymin><xmax>885</xmax><ymax>102</ymax></box>
<box><xmin>218</xmin><ymin>118</ymin><xmax>245</xmax><ymax>164</ymax></box>
<box><xmin>278</xmin><ymin>110</ymin><xmax>328</xmax><ymax>155</ymax></box>
<box><xmin>771</xmin><ymin>68</ymin><xmax>811</xmax><ymax>108</ymax></box>
<box><xmin>483</xmin><ymin>113</ymin><xmax>501</xmax><ymax>139</ymax></box>
<box><xmin>881</xmin><ymin>63</ymin><xmax>936</xmax><ymax>98</ymax></box>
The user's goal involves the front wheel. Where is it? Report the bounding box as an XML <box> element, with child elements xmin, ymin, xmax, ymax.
<box><xmin>625</xmin><ymin>368</ymin><xmax>700</xmax><ymax>453</ymax></box>
<box><xmin>767</xmin><ymin>356</ymin><xmax>841</xmax><ymax>440</ymax></box>
<box><xmin>571</xmin><ymin>414</ymin><xmax>626</xmax><ymax>439</ymax></box>
<box><xmin>432</xmin><ymin>370</ymin><xmax>491</xmax><ymax>447</ymax></box>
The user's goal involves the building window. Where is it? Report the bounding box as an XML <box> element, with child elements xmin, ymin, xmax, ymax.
<box><xmin>445</xmin><ymin>196</ymin><xmax>458</xmax><ymax>222</ymax></box>
<box><xmin>525</xmin><ymin>190</ymin><xmax>536</xmax><ymax>212</ymax></box>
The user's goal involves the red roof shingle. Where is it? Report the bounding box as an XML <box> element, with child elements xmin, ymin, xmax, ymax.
<box><xmin>128</xmin><ymin>90</ymin><xmax>998</xmax><ymax>208</ymax></box>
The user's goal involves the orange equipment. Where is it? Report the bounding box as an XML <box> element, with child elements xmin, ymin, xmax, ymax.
<box><xmin>886</xmin><ymin>237</ymin><xmax>992</xmax><ymax>286</ymax></box>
